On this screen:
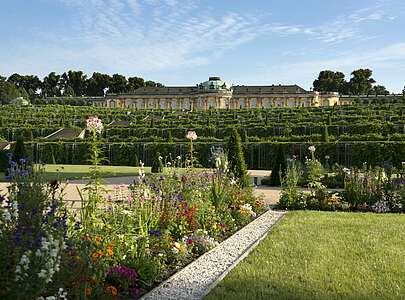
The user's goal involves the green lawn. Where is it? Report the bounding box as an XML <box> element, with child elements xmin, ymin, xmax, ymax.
<box><xmin>1</xmin><ymin>164</ymin><xmax>209</xmax><ymax>181</ymax></box>
<box><xmin>41</xmin><ymin>164</ymin><xmax>148</xmax><ymax>180</ymax></box>
<box><xmin>0</xmin><ymin>164</ymin><xmax>148</xmax><ymax>181</ymax></box>
<box><xmin>206</xmin><ymin>211</ymin><xmax>405</xmax><ymax>300</ymax></box>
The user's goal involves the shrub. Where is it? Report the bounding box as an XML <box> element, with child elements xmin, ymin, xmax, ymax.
<box><xmin>278</xmin><ymin>159</ymin><xmax>307</xmax><ymax>209</ymax></box>
<box><xmin>269</xmin><ymin>144</ymin><xmax>287</xmax><ymax>186</ymax></box>
<box><xmin>151</xmin><ymin>152</ymin><xmax>163</xmax><ymax>173</ymax></box>
<box><xmin>13</xmin><ymin>135</ymin><xmax>26</xmax><ymax>162</ymax></box>
<box><xmin>226</xmin><ymin>127</ymin><xmax>249</xmax><ymax>188</ymax></box>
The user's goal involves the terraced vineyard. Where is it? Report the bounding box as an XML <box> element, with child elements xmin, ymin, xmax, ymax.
<box><xmin>0</xmin><ymin>102</ymin><xmax>404</xmax><ymax>169</ymax></box>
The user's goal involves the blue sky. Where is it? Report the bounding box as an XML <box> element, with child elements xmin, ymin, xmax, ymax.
<box><xmin>1</xmin><ymin>0</ymin><xmax>405</xmax><ymax>92</ymax></box>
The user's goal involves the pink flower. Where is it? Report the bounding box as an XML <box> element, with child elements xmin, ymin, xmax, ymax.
<box><xmin>86</xmin><ymin>116</ymin><xmax>103</xmax><ymax>134</ymax></box>
<box><xmin>186</xmin><ymin>130</ymin><xmax>197</xmax><ymax>141</ymax></box>
<box><xmin>127</xmin><ymin>195</ymin><xmax>133</xmax><ymax>204</ymax></box>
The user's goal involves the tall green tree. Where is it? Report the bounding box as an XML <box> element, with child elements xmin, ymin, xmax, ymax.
<box><xmin>347</xmin><ymin>69</ymin><xmax>376</xmax><ymax>95</ymax></box>
<box><xmin>110</xmin><ymin>74</ymin><xmax>128</xmax><ymax>94</ymax></box>
<box><xmin>61</xmin><ymin>71</ymin><xmax>87</xmax><ymax>96</ymax></box>
<box><xmin>313</xmin><ymin>70</ymin><xmax>346</xmax><ymax>93</ymax></box>
<box><xmin>7</xmin><ymin>74</ymin><xmax>41</xmax><ymax>99</ymax></box>
<box><xmin>0</xmin><ymin>77</ymin><xmax>20</xmax><ymax>103</ymax></box>
<box><xmin>86</xmin><ymin>72</ymin><xmax>112</xmax><ymax>96</ymax></box>
<box><xmin>226</xmin><ymin>127</ymin><xmax>249</xmax><ymax>188</ymax></box>
<box><xmin>372</xmin><ymin>85</ymin><xmax>390</xmax><ymax>96</ymax></box>
<box><xmin>42</xmin><ymin>72</ymin><xmax>61</xmax><ymax>97</ymax></box>
<box><xmin>128</xmin><ymin>76</ymin><xmax>145</xmax><ymax>91</ymax></box>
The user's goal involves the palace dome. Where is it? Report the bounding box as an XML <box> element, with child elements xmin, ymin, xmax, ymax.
<box><xmin>198</xmin><ymin>77</ymin><xmax>231</xmax><ymax>91</ymax></box>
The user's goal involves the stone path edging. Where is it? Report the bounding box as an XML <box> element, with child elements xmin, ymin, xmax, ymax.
<box><xmin>140</xmin><ymin>209</ymin><xmax>286</xmax><ymax>300</ymax></box>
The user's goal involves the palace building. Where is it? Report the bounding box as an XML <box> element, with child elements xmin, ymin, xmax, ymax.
<box><xmin>97</xmin><ymin>77</ymin><xmax>340</xmax><ymax>110</ymax></box>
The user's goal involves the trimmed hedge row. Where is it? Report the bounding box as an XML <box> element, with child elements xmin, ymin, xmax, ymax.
<box><xmin>24</xmin><ymin>141</ymin><xmax>405</xmax><ymax>169</ymax></box>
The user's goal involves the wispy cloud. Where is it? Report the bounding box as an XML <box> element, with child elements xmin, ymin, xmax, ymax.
<box><xmin>247</xmin><ymin>42</ymin><xmax>405</xmax><ymax>92</ymax></box>
<box><xmin>54</xmin><ymin>0</ymin><xmax>269</xmax><ymax>73</ymax></box>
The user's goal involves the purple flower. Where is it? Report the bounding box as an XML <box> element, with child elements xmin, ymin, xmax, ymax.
<box><xmin>148</xmin><ymin>230</ymin><xmax>162</xmax><ymax>237</ymax></box>
<box><xmin>108</xmin><ymin>265</ymin><xmax>138</xmax><ymax>285</ymax></box>
<box><xmin>130</xmin><ymin>287</ymin><xmax>141</xmax><ymax>297</ymax></box>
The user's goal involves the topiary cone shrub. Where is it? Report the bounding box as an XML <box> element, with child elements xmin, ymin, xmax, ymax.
<box><xmin>269</xmin><ymin>143</ymin><xmax>287</xmax><ymax>186</ymax></box>
<box><xmin>151</xmin><ymin>152</ymin><xmax>163</xmax><ymax>173</ymax></box>
<box><xmin>226</xmin><ymin>127</ymin><xmax>250</xmax><ymax>188</ymax></box>
<box><xmin>13</xmin><ymin>135</ymin><xmax>27</xmax><ymax>162</ymax></box>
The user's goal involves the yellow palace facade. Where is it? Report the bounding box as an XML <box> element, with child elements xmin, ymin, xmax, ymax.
<box><xmin>97</xmin><ymin>77</ymin><xmax>340</xmax><ymax>110</ymax></box>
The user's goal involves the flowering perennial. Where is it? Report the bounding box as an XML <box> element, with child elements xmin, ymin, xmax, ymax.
<box><xmin>186</xmin><ymin>130</ymin><xmax>198</xmax><ymax>141</ymax></box>
<box><xmin>86</xmin><ymin>116</ymin><xmax>103</xmax><ymax>134</ymax></box>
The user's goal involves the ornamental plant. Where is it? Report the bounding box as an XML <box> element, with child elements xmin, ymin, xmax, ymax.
<box><xmin>279</xmin><ymin>158</ymin><xmax>307</xmax><ymax>209</ymax></box>
<box><xmin>186</xmin><ymin>130</ymin><xmax>198</xmax><ymax>167</ymax></box>
<box><xmin>0</xmin><ymin>157</ymin><xmax>68</xmax><ymax>299</ymax></box>
<box><xmin>226</xmin><ymin>127</ymin><xmax>249</xmax><ymax>188</ymax></box>
<box><xmin>151</xmin><ymin>152</ymin><xmax>164</xmax><ymax>173</ymax></box>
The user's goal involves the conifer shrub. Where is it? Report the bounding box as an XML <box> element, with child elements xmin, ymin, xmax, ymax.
<box><xmin>13</xmin><ymin>135</ymin><xmax>26</xmax><ymax>162</ymax></box>
<box><xmin>269</xmin><ymin>144</ymin><xmax>287</xmax><ymax>186</ymax></box>
<box><xmin>151</xmin><ymin>152</ymin><xmax>163</xmax><ymax>173</ymax></box>
<box><xmin>226</xmin><ymin>127</ymin><xmax>249</xmax><ymax>188</ymax></box>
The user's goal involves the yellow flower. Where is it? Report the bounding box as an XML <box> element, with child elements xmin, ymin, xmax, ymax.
<box><xmin>85</xmin><ymin>287</ymin><xmax>92</xmax><ymax>296</ymax></box>
<box><xmin>255</xmin><ymin>198</ymin><xmax>264</xmax><ymax>207</ymax></box>
<box><xmin>91</xmin><ymin>250</ymin><xmax>104</xmax><ymax>262</ymax></box>
<box><xmin>105</xmin><ymin>285</ymin><xmax>118</xmax><ymax>296</ymax></box>
<box><xmin>178</xmin><ymin>244</ymin><xmax>186</xmax><ymax>254</ymax></box>
<box><xmin>91</xmin><ymin>252</ymin><xmax>99</xmax><ymax>262</ymax></box>
<box><xmin>107</xmin><ymin>245</ymin><xmax>113</xmax><ymax>256</ymax></box>
<box><xmin>95</xmin><ymin>235</ymin><xmax>102</xmax><ymax>245</ymax></box>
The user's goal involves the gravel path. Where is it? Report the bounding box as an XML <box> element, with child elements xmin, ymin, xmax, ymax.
<box><xmin>140</xmin><ymin>210</ymin><xmax>286</xmax><ymax>300</ymax></box>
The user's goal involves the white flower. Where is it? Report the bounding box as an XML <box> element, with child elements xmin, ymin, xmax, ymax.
<box><xmin>177</xmin><ymin>156</ymin><xmax>181</xmax><ymax>160</ymax></box>
<box><xmin>38</xmin><ymin>269</ymin><xmax>47</xmax><ymax>279</ymax></box>
<box><xmin>186</xmin><ymin>130</ymin><xmax>197</xmax><ymax>141</ymax></box>
<box><xmin>342</xmin><ymin>167</ymin><xmax>350</xmax><ymax>175</ymax></box>
<box><xmin>2</xmin><ymin>210</ymin><xmax>11</xmax><ymax>222</ymax></box>
<box><xmin>158</xmin><ymin>156</ymin><xmax>163</xmax><ymax>160</ymax></box>
<box><xmin>86</xmin><ymin>116</ymin><xmax>103</xmax><ymax>134</ymax></box>
<box><xmin>308</xmin><ymin>145</ymin><xmax>316</xmax><ymax>153</ymax></box>
<box><xmin>166</xmin><ymin>162</ymin><xmax>172</xmax><ymax>166</ymax></box>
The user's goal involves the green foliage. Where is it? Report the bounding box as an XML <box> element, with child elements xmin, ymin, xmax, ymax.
<box><xmin>0</xmin><ymin>150</ymin><xmax>8</xmax><ymax>172</ymax></box>
<box><xmin>322</xmin><ymin>125</ymin><xmax>329</xmax><ymax>142</ymax></box>
<box><xmin>151</xmin><ymin>152</ymin><xmax>163</xmax><ymax>173</ymax></box>
<box><xmin>13</xmin><ymin>135</ymin><xmax>26</xmax><ymax>161</ymax></box>
<box><xmin>226</xmin><ymin>127</ymin><xmax>249</xmax><ymax>188</ymax></box>
<box><xmin>313</xmin><ymin>70</ymin><xmax>345</xmax><ymax>93</ymax></box>
<box><xmin>348</xmin><ymin>68</ymin><xmax>376</xmax><ymax>95</ymax></box>
<box><xmin>279</xmin><ymin>159</ymin><xmax>306</xmax><ymax>209</ymax></box>
<box><xmin>269</xmin><ymin>144</ymin><xmax>287</xmax><ymax>186</ymax></box>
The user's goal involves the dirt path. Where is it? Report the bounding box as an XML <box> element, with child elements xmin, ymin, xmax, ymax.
<box><xmin>0</xmin><ymin>179</ymin><xmax>281</xmax><ymax>206</ymax></box>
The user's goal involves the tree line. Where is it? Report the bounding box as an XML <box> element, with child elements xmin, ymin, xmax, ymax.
<box><xmin>313</xmin><ymin>68</ymin><xmax>404</xmax><ymax>96</ymax></box>
<box><xmin>1</xmin><ymin>68</ymin><xmax>404</xmax><ymax>104</ymax></box>
<box><xmin>0</xmin><ymin>71</ymin><xmax>163</xmax><ymax>103</ymax></box>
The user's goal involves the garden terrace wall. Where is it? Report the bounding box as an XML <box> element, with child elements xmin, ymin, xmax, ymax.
<box><xmin>27</xmin><ymin>141</ymin><xmax>405</xmax><ymax>169</ymax></box>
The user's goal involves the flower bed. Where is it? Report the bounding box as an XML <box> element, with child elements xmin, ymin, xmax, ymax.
<box><xmin>0</xmin><ymin>121</ymin><xmax>266</xmax><ymax>299</ymax></box>
<box><xmin>277</xmin><ymin>146</ymin><xmax>405</xmax><ymax>212</ymax></box>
